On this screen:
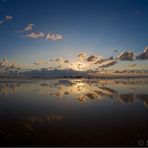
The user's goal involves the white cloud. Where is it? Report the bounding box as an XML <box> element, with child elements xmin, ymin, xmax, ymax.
<box><xmin>0</xmin><ymin>15</ymin><xmax>13</xmax><ymax>25</ymax></box>
<box><xmin>18</xmin><ymin>23</ymin><xmax>63</xmax><ymax>41</ymax></box>
<box><xmin>26</xmin><ymin>32</ymin><xmax>45</xmax><ymax>39</ymax></box>
<box><xmin>33</xmin><ymin>57</ymin><xmax>71</xmax><ymax>69</ymax></box>
<box><xmin>33</xmin><ymin>60</ymin><xmax>48</xmax><ymax>65</ymax></box>
<box><xmin>46</xmin><ymin>33</ymin><xmax>63</xmax><ymax>41</ymax></box>
<box><xmin>5</xmin><ymin>15</ymin><xmax>13</xmax><ymax>21</ymax></box>
<box><xmin>24</xmin><ymin>30</ymin><xmax>63</xmax><ymax>41</ymax></box>
<box><xmin>0</xmin><ymin>58</ymin><xmax>21</xmax><ymax>71</ymax></box>
<box><xmin>24</xmin><ymin>24</ymin><xmax>34</xmax><ymax>32</ymax></box>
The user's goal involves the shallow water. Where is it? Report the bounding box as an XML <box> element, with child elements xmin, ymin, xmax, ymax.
<box><xmin>0</xmin><ymin>78</ymin><xmax>148</xmax><ymax>146</ymax></box>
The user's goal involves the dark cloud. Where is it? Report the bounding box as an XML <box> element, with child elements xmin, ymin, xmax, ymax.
<box><xmin>87</xmin><ymin>55</ymin><xmax>98</xmax><ymax>62</ymax></box>
<box><xmin>136</xmin><ymin>47</ymin><xmax>148</xmax><ymax>60</ymax></box>
<box><xmin>55</xmin><ymin>57</ymin><xmax>64</xmax><ymax>62</ymax></box>
<box><xmin>64</xmin><ymin>60</ymin><xmax>70</xmax><ymax>63</ymax></box>
<box><xmin>95</xmin><ymin>56</ymin><xmax>113</xmax><ymax>64</ymax></box>
<box><xmin>117</xmin><ymin>51</ymin><xmax>134</xmax><ymax>61</ymax></box>
<box><xmin>118</xmin><ymin>94</ymin><xmax>135</xmax><ymax>103</ymax></box>
<box><xmin>98</xmin><ymin>60</ymin><xmax>117</xmax><ymax>68</ymax></box>
<box><xmin>77</xmin><ymin>53</ymin><xmax>87</xmax><ymax>60</ymax></box>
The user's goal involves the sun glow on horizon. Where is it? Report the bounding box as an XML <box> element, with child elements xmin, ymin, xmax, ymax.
<box><xmin>70</xmin><ymin>61</ymin><xmax>89</xmax><ymax>71</ymax></box>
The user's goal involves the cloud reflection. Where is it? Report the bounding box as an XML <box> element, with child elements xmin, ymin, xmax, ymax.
<box><xmin>23</xmin><ymin>114</ymin><xmax>63</xmax><ymax>132</ymax></box>
<box><xmin>0</xmin><ymin>79</ymin><xmax>148</xmax><ymax>108</ymax></box>
<box><xmin>0</xmin><ymin>83</ymin><xmax>21</xmax><ymax>96</ymax></box>
<box><xmin>33</xmin><ymin>79</ymin><xmax>148</xmax><ymax>107</ymax></box>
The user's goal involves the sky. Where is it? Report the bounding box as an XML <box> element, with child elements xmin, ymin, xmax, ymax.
<box><xmin>0</xmin><ymin>0</ymin><xmax>148</xmax><ymax>73</ymax></box>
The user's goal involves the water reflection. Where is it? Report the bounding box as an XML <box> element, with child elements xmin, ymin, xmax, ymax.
<box><xmin>0</xmin><ymin>78</ymin><xmax>148</xmax><ymax>146</ymax></box>
<box><xmin>0</xmin><ymin>79</ymin><xmax>148</xmax><ymax>107</ymax></box>
<box><xmin>0</xmin><ymin>83</ymin><xmax>21</xmax><ymax>96</ymax></box>
<box><xmin>0</xmin><ymin>114</ymin><xmax>63</xmax><ymax>145</ymax></box>
<box><xmin>34</xmin><ymin>80</ymin><xmax>118</xmax><ymax>101</ymax></box>
<box><xmin>137</xmin><ymin>94</ymin><xmax>148</xmax><ymax>108</ymax></box>
<box><xmin>26</xmin><ymin>114</ymin><xmax>63</xmax><ymax>122</ymax></box>
<box><xmin>0</xmin><ymin>81</ymin><xmax>32</xmax><ymax>96</ymax></box>
<box><xmin>22</xmin><ymin>114</ymin><xmax>63</xmax><ymax>132</ymax></box>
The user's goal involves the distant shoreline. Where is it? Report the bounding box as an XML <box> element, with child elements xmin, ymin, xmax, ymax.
<box><xmin>0</xmin><ymin>74</ymin><xmax>148</xmax><ymax>80</ymax></box>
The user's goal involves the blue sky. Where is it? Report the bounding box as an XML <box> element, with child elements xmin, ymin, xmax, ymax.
<box><xmin>0</xmin><ymin>0</ymin><xmax>148</xmax><ymax>71</ymax></box>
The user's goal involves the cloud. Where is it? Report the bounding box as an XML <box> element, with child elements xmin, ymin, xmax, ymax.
<box><xmin>64</xmin><ymin>60</ymin><xmax>70</xmax><ymax>63</ymax></box>
<box><xmin>114</xmin><ymin>69</ymin><xmax>146</xmax><ymax>74</ymax></box>
<box><xmin>95</xmin><ymin>56</ymin><xmax>113</xmax><ymax>64</ymax></box>
<box><xmin>24</xmin><ymin>24</ymin><xmax>34</xmax><ymax>32</ymax></box>
<box><xmin>33</xmin><ymin>62</ymin><xmax>41</xmax><ymax>65</ymax></box>
<box><xmin>33</xmin><ymin>60</ymin><xmax>48</xmax><ymax>65</ymax></box>
<box><xmin>116</xmin><ymin>51</ymin><xmax>134</xmax><ymax>61</ymax></box>
<box><xmin>57</xmin><ymin>65</ymin><xmax>63</xmax><ymax>69</ymax></box>
<box><xmin>86</xmin><ymin>55</ymin><xmax>98</xmax><ymax>62</ymax></box>
<box><xmin>118</xmin><ymin>94</ymin><xmax>135</xmax><ymax>103</ymax></box>
<box><xmin>18</xmin><ymin>23</ymin><xmax>63</xmax><ymax>41</ymax></box>
<box><xmin>5</xmin><ymin>15</ymin><xmax>13</xmax><ymax>21</ymax></box>
<box><xmin>9</xmin><ymin>62</ymin><xmax>17</xmax><ymax>69</ymax></box>
<box><xmin>2</xmin><ymin>58</ymin><xmax>8</xmax><ymax>63</ymax></box>
<box><xmin>98</xmin><ymin>60</ymin><xmax>117</xmax><ymax>68</ymax></box>
<box><xmin>16</xmin><ymin>24</ymin><xmax>34</xmax><ymax>33</ymax></box>
<box><xmin>0</xmin><ymin>58</ymin><xmax>8</xmax><ymax>68</ymax></box>
<box><xmin>26</xmin><ymin>32</ymin><xmax>45</xmax><ymax>39</ymax></box>
<box><xmin>49</xmin><ymin>59</ymin><xmax>53</xmax><ymax>62</ymax></box>
<box><xmin>0</xmin><ymin>58</ymin><xmax>21</xmax><ymax>71</ymax></box>
<box><xmin>136</xmin><ymin>46</ymin><xmax>148</xmax><ymax>60</ymax></box>
<box><xmin>77</xmin><ymin>53</ymin><xmax>87</xmax><ymax>60</ymax></box>
<box><xmin>0</xmin><ymin>15</ymin><xmax>13</xmax><ymax>25</ymax></box>
<box><xmin>77</xmin><ymin>95</ymin><xmax>87</xmax><ymax>102</ymax></box>
<box><xmin>33</xmin><ymin>57</ymin><xmax>71</xmax><ymax>69</ymax></box>
<box><xmin>128</xmin><ymin>63</ymin><xmax>137</xmax><ymax>67</ymax></box>
<box><xmin>55</xmin><ymin>57</ymin><xmax>64</xmax><ymax>62</ymax></box>
<box><xmin>86</xmin><ymin>92</ymin><xmax>98</xmax><ymax>100</ymax></box>
<box><xmin>46</xmin><ymin>33</ymin><xmax>63</xmax><ymax>41</ymax></box>
<box><xmin>24</xmin><ymin>30</ymin><xmax>63</xmax><ymax>41</ymax></box>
